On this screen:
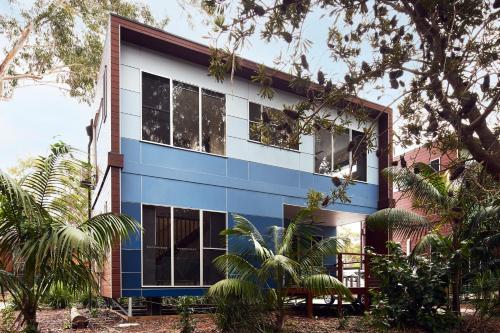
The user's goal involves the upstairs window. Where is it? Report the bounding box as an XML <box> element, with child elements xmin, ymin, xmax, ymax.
<box><xmin>142</xmin><ymin>73</ymin><xmax>170</xmax><ymax>144</ymax></box>
<box><xmin>249</xmin><ymin>102</ymin><xmax>299</xmax><ymax>150</ymax></box>
<box><xmin>429</xmin><ymin>158</ymin><xmax>440</xmax><ymax>172</ymax></box>
<box><xmin>142</xmin><ymin>72</ymin><xmax>226</xmax><ymax>155</ymax></box>
<box><xmin>314</xmin><ymin>127</ymin><xmax>367</xmax><ymax>182</ymax></box>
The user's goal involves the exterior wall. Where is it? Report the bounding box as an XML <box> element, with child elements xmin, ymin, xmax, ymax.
<box><xmin>120</xmin><ymin>138</ymin><xmax>378</xmax><ymax>297</ymax></box>
<box><xmin>90</xmin><ymin>15</ymin><xmax>392</xmax><ymax>298</ymax></box>
<box><xmin>119</xmin><ymin>43</ymin><xmax>380</xmax><ymax>184</ymax></box>
<box><xmin>393</xmin><ymin>146</ymin><xmax>458</xmax><ymax>253</ymax></box>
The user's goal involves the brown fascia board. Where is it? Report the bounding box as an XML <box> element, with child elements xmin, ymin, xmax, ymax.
<box><xmin>110</xmin><ymin>14</ymin><xmax>391</xmax><ymax>116</ymax></box>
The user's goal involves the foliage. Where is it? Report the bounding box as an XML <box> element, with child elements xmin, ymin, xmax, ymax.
<box><xmin>40</xmin><ymin>283</ymin><xmax>74</xmax><ymax>309</ymax></box>
<box><xmin>210</xmin><ymin>295</ymin><xmax>266</xmax><ymax>333</ymax></box>
<box><xmin>368</xmin><ymin>242</ymin><xmax>457</xmax><ymax>332</ymax></box>
<box><xmin>367</xmin><ymin>163</ymin><xmax>500</xmax><ymax>314</ymax></box>
<box><xmin>0</xmin><ymin>142</ymin><xmax>140</xmax><ymax>332</ymax></box>
<box><xmin>0</xmin><ymin>0</ymin><xmax>168</xmax><ymax>103</ymax></box>
<box><xmin>0</xmin><ymin>305</ymin><xmax>16</xmax><ymax>333</ymax></box>
<box><xmin>208</xmin><ymin>208</ymin><xmax>351</xmax><ymax>332</ymax></box>
<box><xmin>201</xmin><ymin>0</ymin><xmax>500</xmax><ymax>179</ymax></box>
<box><xmin>176</xmin><ymin>296</ymin><xmax>196</xmax><ymax>333</ymax></box>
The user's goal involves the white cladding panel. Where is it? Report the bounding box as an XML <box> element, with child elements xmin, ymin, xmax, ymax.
<box><xmin>119</xmin><ymin>43</ymin><xmax>380</xmax><ymax>184</ymax></box>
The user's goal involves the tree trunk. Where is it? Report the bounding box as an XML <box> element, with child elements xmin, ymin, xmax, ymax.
<box><xmin>451</xmin><ymin>268</ymin><xmax>461</xmax><ymax>315</ymax></box>
<box><xmin>23</xmin><ymin>304</ymin><xmax>38</xmax><ymax>333</ymax></box>
<box><xmin>275</xmin><ymin>308</ymin><xmax>286</xmax><ymax>333</ymax></box>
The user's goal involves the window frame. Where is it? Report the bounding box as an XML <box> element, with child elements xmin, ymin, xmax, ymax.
<box><xmin>140</xmin><ymin>71</ymin><xmax>227</xmax><ymax>157</ymax></box>
<box><xmin>247</xmin><ymin>101</ymin><xmax>300</xmax><ymax>152</ymax></box>
<box><xmin>140</xmin><ymin>203</ymin><xmax>228</xmax><ymax>288</ymax></box>
<box><xmin>313</xmin><ymin>126</ymin><xmax>369</xmax><ymax>182</ymax></box>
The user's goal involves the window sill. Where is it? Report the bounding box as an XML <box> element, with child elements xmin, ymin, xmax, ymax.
<box><xmin>247</xmin><ymin>139</ymin><xmax>300</xmax><ymax>153</ymax></box>
<box><xmin>140</xmin><ymin>139</ymin><xmax>228</xmax><ymax>159</ymax></box>
<box><xmin>312</xmin><ymin>172</ymin><xmax>370</xmax><ymax>185</ymax></box>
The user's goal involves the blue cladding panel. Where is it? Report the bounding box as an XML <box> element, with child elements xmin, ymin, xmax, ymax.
<box><xmin>121</xmin><ymin>202</ymin><xmax>141</xmax><ymax>249</ymax></box>
<box><xmin>227</xmin><ymin>158</ymin><xmax>248</xmax><ymax>179</ymax></box>
<box><xmin>121</xmin><ymin>173</ymin><xmax>141</xmax><ymax>203</ymax></box>
<box><xmin>122</xmin><ymin>250</ymin><xmax>141</xmax><ymax>272</ymax></box>
<box><xmin>141</xmin><ymin>177</ymin><xmax>226</xmax><ymax>211</ymax></box>
<box><xmin>227</xmin><ymin>189</ymin><xmax>283</xmax><ymax>218</ymax></box>
<box><xmin>122</xmin><ymin>138</ymin><xmax>141</xmax><ymax>164</ymax></box>
<box><xmin>122</xmin><ymin>289</ymin><xmax>142</xmax><ymax>297</ymax></box>
<box><xmin>299</xmin><ymin>172</ymin><xmax>314</xmax><ymax>189</ymax></box>
<box><xmin>122</xmin><ymin>272</ymin><xmax>141</xmax><ymax>289</ymax></box>
<box><xmin>141</xmin><ymin>142</ymin><xmax>227</xmax><ymax>176</ymax></box>
<box><xmin>249</xmin><ymin>162</ymin><xmax>300</xmax><ymax>187</ymax></box>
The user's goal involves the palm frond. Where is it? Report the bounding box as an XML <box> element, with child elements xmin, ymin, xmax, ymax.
<box><xmin>301</xmin><ymin>274</ymin><xmax>352</xmax><ymax>300</ymax></box>
<box><xmin>366</xmin><ymin>208</ymin><xmax>431</xmax><ymax>239</ymax></box>
<box><xmin>225</xmin><ymin>215</ymin><xmax>272</xmax><ymax>261</ymax></box>
<box><xmin>300</xmin><ymin>237</ymin><xmax>344</xmax><ymax>270</ymax></box>
<box><xmin>208</xmin><ymin>278</ymin><xmax>260</xmax><ymax>299</ymax></box>
<box><xmin>212</xmin><ymin>253</ymin><xmax>258</xmax><ymax>281</ymax></box>
<box><xmin>259</xmin><ymin>254</ymin><xmax>300</xmax><ymax>285</ymax></box>
<box><xmin>411</xmin><ymin>233</ymin><xmax>450</xmax><ymax>256</ymax></box>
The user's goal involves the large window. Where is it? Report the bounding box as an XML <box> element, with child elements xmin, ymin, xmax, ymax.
<box><xmin>141</xmin><ymin>72</ymin><xmax>226</xmax><ymax>155</ymax></box>
<box><xmin>314</xmin><ymin>127</ymin><xmax>368</xmax><ymax>181</ymax></box>
<box><xmin>142</xmin><ymin>73</ymin><xmax>171</xmax><ymax>145</ymax></box>
<box><xmin>142</xmin><ymin>205</ymin><xmax>227</xmax><ymax>287</ymax></box>
<box><xmin>249</xmin><ymin>102</ymin><xmax>299</xmax><ymax>150</ymax></box>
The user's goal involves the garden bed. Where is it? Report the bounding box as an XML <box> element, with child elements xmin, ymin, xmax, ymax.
<box><xmin>2</xmin><ymin>308</ymin><xmax>498</xmax><ymax>332</ymax></box>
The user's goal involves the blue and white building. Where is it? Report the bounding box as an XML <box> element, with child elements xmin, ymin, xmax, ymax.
<box><xmin>89</xmin><ymin>15</ymin><xmax>393</xmax><ymax>301</ymax></box>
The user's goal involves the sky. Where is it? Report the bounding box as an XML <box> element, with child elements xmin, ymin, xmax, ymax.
<box><xmin>0</xmin><ymin>0</ymin><xmax>403</xmax><ymax>170</ymax></box>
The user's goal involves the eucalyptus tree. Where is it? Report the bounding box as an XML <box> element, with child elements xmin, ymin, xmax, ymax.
<box><xmin>208</xmin><ymin>208</ymin><xmax>351</xmax><ymax>332</ymax></box>
<box><xmin>201</xmin><ymin>0</ymin><xmax>500</xmax><ymax>179</ymax></box>
<box><xmin>0</xmin><ymin>0</ymin><xmax>168</xmax><ymax>103</ymax></box>
<box><xmin>366</xmin><ymin>162</ymin><xmax>499</xmax><ymax>314</ymax></box>
<box><xmin>0</xmin><ymin>142</ymin><xmax>139</xmax><ymax>332</ymax></box>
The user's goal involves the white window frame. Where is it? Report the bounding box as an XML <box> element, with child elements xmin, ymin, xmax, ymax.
<box><xmin>140</xmin><ymin>203</ymin><xmax>228</xmax><ymax>288</ymax></box>
<box><xmin>140</xmin><ymin>71</ymin><xmax>227</xmax><ymax>157</ymax></box>
<box><xmin>313</xmin><ymin>127</ymin><xmax>368</xmax><ymax>182</ymax></box>
<box><xmin>247</xmin><ymin>101</ymin><xmax>300</xmax><ymax>152</ymax></box>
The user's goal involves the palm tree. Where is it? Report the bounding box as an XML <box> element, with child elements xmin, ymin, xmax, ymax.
<box><xmin>208</xmin><ymin>208</ymin><xmax>351</xmax><ymax>332</ymax></box>
<box><xmin>366</xmin><ymin>163</ymin><xmax>499</xmax><ymax>314</ymax></box>
<box><xmin>0</xmin><ymin>142</ymin><xmax>139</xmax><ymax>332</ymax></box>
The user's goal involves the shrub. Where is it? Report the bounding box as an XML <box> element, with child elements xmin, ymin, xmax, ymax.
<box><xmin>0</xmin><ymin>306</ymin><xmax>16</xmax><ymax>333</ymax></box>
<box><xmin>367</xmin><ymin>242</ymin><xmax>457</xmax><ymax>332</ymax></box>
<box><xmin>41</xmin><ymin>284</ymin><xmax>74</xmax><ymax>309</ymax></box>
<box><xmin>176</xmin><ymin>296</ymin><xmax>196</xmax><ymax>333</ymax></box>
<box><xmin>211</xmin><ymin>295</ymin><xmax>266</xmax><ymax>333</ymax></box>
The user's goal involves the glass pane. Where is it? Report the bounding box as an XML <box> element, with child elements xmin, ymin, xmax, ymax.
<box><xmin>142</xmin><ymin>73</ymin><xmax>170</xmax><ymax>111</ymax></box>
<box><xmin>430</xmin><ymin>159</ymin><xmax>440</xmax><ymax>172</ymax></box>
<box><xmin>142</xmin><ymin>205</ymin><xmax>171</xmax><ymax>286</ymax></box>
<box><xmin>174</xmin><ymin>208</ymin><xmax>200</xmax><ymax>285</ymax></box>
<box><xmin>142</xmin><ymin>108</ymin><xmax>170</xmax><ymax>144</ymax></box>
<box><xmin>249</xmin><ymin>121</ymin><xmax>261</xmax><ymax>141</ymax></box>
<box><xmin>202</xmin><ymin>89</ymin><xmax>226</xmax><ymax>155</ymax></box>
<box><xmin>203</xmin><ymin>249</ymin><xmax>225</xmax><ymax>285</ymax></box>
<box><xmin>352</xmin><ymin>130</ymin><xmax>367</xmax><ymax>181</ymax></box>
<box><xmin>315</xmin><ymin>128</ymin><xmax>332</xmax><ymax>174</ymax></box>
<box><xmin>249</xmin><ymin>102</ymin><xmax>261</xmax><ymax>121</ymax></box>
<box><xmin>173</xmin><ymin>81</ymin><xmax>200</xmax><ymax>150</ymax></box>
<box><xmin>203</xmin><ymin>211</ymin><xmax>226</xmax><ymax>249</ymax></box>
<box><xmin>333</xmin><ymin>129</ymin><xmax>350</xmax><ymax>174</ymax></box>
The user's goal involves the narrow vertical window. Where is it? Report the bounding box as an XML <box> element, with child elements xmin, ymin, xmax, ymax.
<box><xmin>102</xmin><ymin>65</ymin><xmax>107</xmax><ymax>122</ymax></box>
<box><xmin>351</xmin><ymin>130</ymin><xmax>367</xmax><ymax>181</ymax></box>
<box><xmin>333</xmin><ymin>129</ymin><xmax>350</xmax><ymax>174</ymax></box>
<box><xmin>173</xmin><ymin>81</ymin><xmax>200</xmax><ymax>150</ymax></box>
<box><xmin>203</xmin><ymin>211</ymin><xmax>226</xmax><ymax>285</ymax></box>
<box><xmin>173</xmin><ymin>208</ymin><xmax>200</xmax><ymax>285</ymax></box>
<box><xmin>142</xmin><ymin>205</ymin><xmax>171</xmax><ymax>286</ymax></box>
<box><xmin>142</xmin><ymin>73</ymin><xmax>170</xmax><ymax>144</ymax></box>
<box><xmin>202</xmin><ymin>89</ymin><xmax>226</xmax><ymax>155</ymax></box>
<box><xmin>249</xmin><ymin>102</ymin><xmax>262</xmax><ymax>142</ymax></box>
<box><xmin>314</xmin><ymin>128</ymin><xmax>333</xmax><ymax>174</ymax></box>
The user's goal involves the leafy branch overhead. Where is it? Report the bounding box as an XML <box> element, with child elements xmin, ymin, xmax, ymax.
<box><xmin>202</xmin><ymin>0</ymin><xmax>500</xmax><ymax>179</ymax></box>
<box><xmin>0</xmin><ymin>0</ymin><xmax>168</xmax><ymax>103</ymax></box>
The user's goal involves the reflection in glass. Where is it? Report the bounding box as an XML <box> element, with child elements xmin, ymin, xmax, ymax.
<box><xmin>142</xmin><ymin>205</ymin><xmax>171</xmax><ymax>286</ymax></box>
<box><xmin>315</xmin><ymin>128</ymin><xmax>332</xmax><ymax>174</ymax></box>
<box><xmin>203</xmin><ymin>249</ymin><xmax>225</xmax><ymax>285</ymax></box>
<box><xmin>249</xmin><ymin>102</ymin><xmax>261</xmax><ymax>141</ymax></box>
<box><xmin>173</xmin><ymin>81</ymin><xmax>199</xmax><ymax>150</ymax></box>
<box><xmin>142</xmin><ymin>73</ymin><xmax>170</xmax><ymax>144</ymax></box>
<box><xmin>352</xmin><ymin>130</ymin><xmax>367</xmax><ymax>181</ymax></box>
<box><xmin>202</xmin><ymin>89</ymin><xmax>225</xmax><ymax>155</ymax></box>
<box><xmin>174</xmin><ymin>208</ymin><xmax>200</xmax><ymax>285</ymax></box>
<box><xmin>203</xmin><ymin>211</ymin><xmax>226</xmax><ymax>249</ymax></box>
<box><xmin>333</xmin><ymin>129</ymin><xmax>350</xmax><ymax>174</ymax></box>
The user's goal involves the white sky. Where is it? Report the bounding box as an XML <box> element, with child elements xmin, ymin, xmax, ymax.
<box><xmin>0</xmin><ymin>0</ymin><xmax>406</xmax><ymax>170</ymax></box>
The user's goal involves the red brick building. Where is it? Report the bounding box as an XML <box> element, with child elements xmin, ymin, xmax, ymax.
<box><xmin>393</xmin><ymin>146</ymin><xmax>458</xmax><ymax>253</ymax></box>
